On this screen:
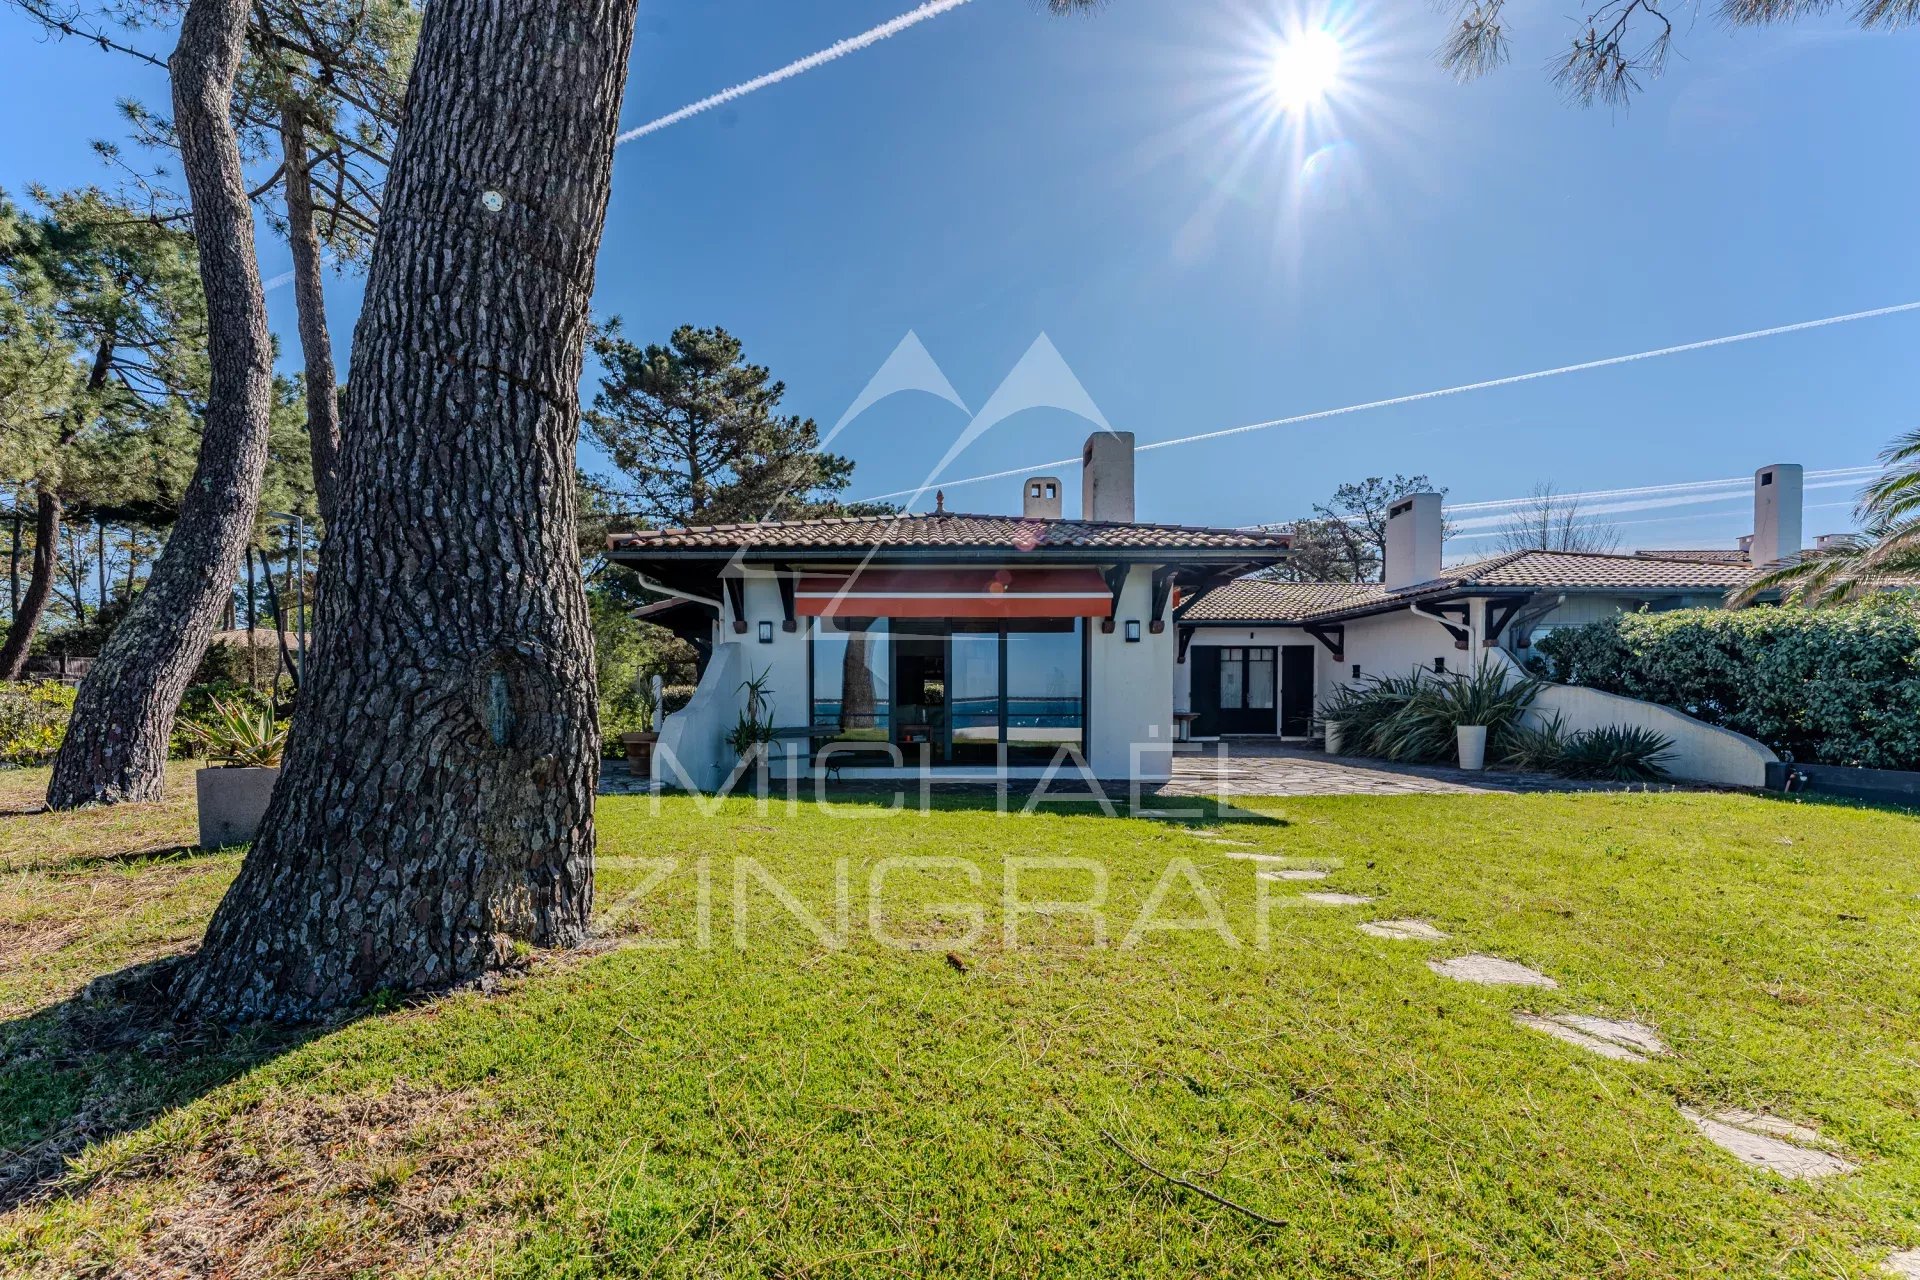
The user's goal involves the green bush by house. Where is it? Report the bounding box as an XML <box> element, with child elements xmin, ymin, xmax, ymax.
<box><xmin>1534</xmin><ymin>594</ymin><xmax>1920</xmax><ymax>769</ymax></box>
<box><xmin>0</xmin><ymin>682</ymin><xmax>78</xmax><ymax>766</ymax></box>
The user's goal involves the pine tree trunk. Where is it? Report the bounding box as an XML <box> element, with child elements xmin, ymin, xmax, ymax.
<box><xmin>0</xmin><ymin>487</ymin><xmax>61</xmax><ymax>681</ymax></box>
<box><xmin>44</xmin><ymin>0</ymin><xmax>274</xmax><ymax>806</ymax></box>
<box><xmin>172</xmin><ymin>0</ymin><xmax>638</xmax><ymax>1021</ymax></box>
<box><xmin>279</xmin><ymin>101</ymin><xmax>341</xmax><ymax>528</ymax></box>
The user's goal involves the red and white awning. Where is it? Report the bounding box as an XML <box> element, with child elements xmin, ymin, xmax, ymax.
<box><xmin>795</xmin><ymin>568</ymin><xmax>1110</xmax><ymax>618</ymax></box>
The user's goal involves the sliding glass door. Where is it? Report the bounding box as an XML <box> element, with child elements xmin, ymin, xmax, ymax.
<box><xmin>810</xmin><ymin>618</ymin><xmax>1084</xmax><ymax>766</ymax></box>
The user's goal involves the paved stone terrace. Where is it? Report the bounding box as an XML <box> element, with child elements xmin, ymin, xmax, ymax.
<box><xmin>601</xmin><ymin>742</ymin><xmax>1667</xmax><ymax>798</ymax></box>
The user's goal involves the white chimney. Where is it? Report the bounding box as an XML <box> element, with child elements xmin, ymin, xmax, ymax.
<box><xmin>1082</xmin><ymin>431</ymin><xmax>1135</xmax><ymax>523</ymax></box>
<box><xmin>1383</xmin><ymin>491</ymin><xmax>1444</xmax><ymax>590</ymax></box>
<box><xmin>1750</xmin><ymin>463</ymin><xmax>1803</xmax><ymax>565</ymax></box>
<box><xmin>1023</xmin><ymin>475</ymin><xmax>1063</xmax><ymax>520</ymax></box>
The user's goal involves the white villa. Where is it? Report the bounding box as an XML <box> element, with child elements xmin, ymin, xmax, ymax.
<box><xmin>609</xmin><ymin>435</ymin><xmax>1810</xmax><ymax>790</ymax></box>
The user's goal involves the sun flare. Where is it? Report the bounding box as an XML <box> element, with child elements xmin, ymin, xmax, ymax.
<box><xmin>1267</xmin><ymin>28</ymin><xmax>1343</xmax><ymax>111</ymax></box>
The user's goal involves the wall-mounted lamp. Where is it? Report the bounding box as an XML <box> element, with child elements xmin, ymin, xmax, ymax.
<box><xmin>1124</xmin><ymin>620</ymin><xmax>1141</xmax><ymax>643</ymax></box>
<box><xmin>1433</xmin><ymin>656</ymin><xmax>1447</xmax><ymax>673</ymax></box>
<box><xmin>758</xmin><ymin>621</ymin><xmax>774</xmax><ymax>644</ymax></box>
<box><xmin>1351</xmin><ymin>664</ymin><xmax>1362</xmax><ymax>680</ymax></box>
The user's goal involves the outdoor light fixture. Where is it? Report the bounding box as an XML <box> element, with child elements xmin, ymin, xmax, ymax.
<box><xmin>1125</xmin><ymin>620</ymin><xmax>1141</xmax><ymax>643</ymax></box>
<box><xmin>758</xmin><ymin>621</ymin><xmax>774</xmax><ymax>643</ymax></box>
<box><xmin>1352</xmin><ymin>664</ymin><xmax>1362</xmax><ymax>679</ymax></box>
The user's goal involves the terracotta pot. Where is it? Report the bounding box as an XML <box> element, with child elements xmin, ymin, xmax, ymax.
<box><xmin>196</xmin><ymin>765</ymin><xmax>280</xmax><ymax>849</ymax></box>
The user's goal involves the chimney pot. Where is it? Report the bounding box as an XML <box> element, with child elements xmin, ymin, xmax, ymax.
<box><xmin>1023</xmin><ymin>475</ymin><xmax>1063</xmax><ymax>520</ymax></box>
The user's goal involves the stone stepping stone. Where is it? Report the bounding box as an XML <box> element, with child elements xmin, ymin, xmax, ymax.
<box><xmin>1258</xmin><ymin>868</ymin><xmax>1329</xmax><ymax>882</ymax></box>
<box><xmin>1428</xmin><ymin>955</ymin><xmax>1558</xmax><ymax>987</ymax></box>
<box><xmin>1884</xmin><ymin>1248</ymin><xmax>1920</xmax><ymax>1278</ymax></box>
<box><xmin>1515</xmin><ymin>1013</ymin><xmax>1666</xmax><ymax>1062</ymax></box>
<box><xmin>1299</xmin><ymin>892</ymin><xmax>1374</xmax><ymax>906</ymax></box>
<box><xmin>1358</xmin><ymin>919</ymin><xmax>1448</xmax><ymax>941</ymax></box>
<box><xmin>1680</xmin><ymin>1108</ymin><xmax>1858</xmax><ymax>1180</ymax></box>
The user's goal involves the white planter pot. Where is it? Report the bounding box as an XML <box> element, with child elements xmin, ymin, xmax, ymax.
<box><xmin>1323</xmin><ymin>722</ymin><xmax>1344</xmax><ymax>756</ymax></box>
<box><xmin>196</xmin><ymin>765</ymin><xmax>280</xmax><ymax>849</ymax></box>
<box><xmin>1456</xmin><ymin>725</ymin><xmax>1489</xmax><ymax>772</ymax></box>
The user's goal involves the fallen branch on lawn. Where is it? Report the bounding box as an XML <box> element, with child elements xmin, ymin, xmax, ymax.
<box><xmin>1099</xmin><ymin>1129</ymin><xmax>1286</xmax><ymax>1228</ymax></box>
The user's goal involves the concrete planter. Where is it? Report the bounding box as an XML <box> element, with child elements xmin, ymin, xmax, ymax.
<box><xmin>1323</xmin><ymin>721</ymin><xmax>1345</xmax><ymax>756</ymax></box>
<box><xmin>620</xmin><ymin>731</ymin><xmax>658</xmax><ymax>778</ymax></box>
<box><xmin>196</xmin><ymin>765</ymin><xmax>279</xmax><ymax>849</ymax></box>
<box><xmin>1456</xmin><ymin>725</ymin><xmax>1488</xmax><ymax>772</ymax></box>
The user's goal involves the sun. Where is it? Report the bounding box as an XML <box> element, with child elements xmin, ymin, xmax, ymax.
<box><xmin>1267</xmin><ymin>28</ymin><xmax>1343</xmax><ymax>112</ymax></box>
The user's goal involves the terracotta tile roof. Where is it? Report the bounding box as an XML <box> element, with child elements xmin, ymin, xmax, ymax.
<box><xmin>1179</xmin><ymin>579</ymin><xmax>1386</xmax><ymax>623</ymax></box>
<box><xmin>607</xmin><ymin>511</ymin><xmax>1293</xmax><ymax>554</ymax></box>
<box><xmin>1634</xmin><ymin>548</ymin><xmax>1751</xmax><ymax>564</ymax></box>
<box><xmin>1185</xmin><ymin>550</ymin><xmax>1755</xmax><ymax>624</ymax></box>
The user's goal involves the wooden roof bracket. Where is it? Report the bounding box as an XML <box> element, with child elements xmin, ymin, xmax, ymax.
<box><xmin>1302</xmin><ymin>622</ymin><xmax>1345</xmax><ymax>661</ymax></box>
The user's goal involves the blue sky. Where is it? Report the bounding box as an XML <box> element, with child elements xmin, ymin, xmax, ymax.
<box><xmin>4</xmin><ymin>0</ymin><xmax>1917</xmax><ymax>551</ymax></box>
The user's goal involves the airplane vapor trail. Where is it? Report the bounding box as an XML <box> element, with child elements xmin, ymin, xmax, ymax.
<box><xmin>855</xmin><ymin>300</ymin><xmax>1920</xmax><ymax>504</ymax></box>
<box><xmin>616</xmin><ymin>0</ymin><xmax>974</xmax><ymax>145</ymax></box>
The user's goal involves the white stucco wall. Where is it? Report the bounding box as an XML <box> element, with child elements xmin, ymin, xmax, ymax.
<box><xmin>1087</xmin><ymin>565</ymin><xmax>1176</xmax><ymax>780</ymax></box>
<box><xmin>662</xmin><ymin>564</ymin><xmax>1182</xmax><ymax>784</ymax></box>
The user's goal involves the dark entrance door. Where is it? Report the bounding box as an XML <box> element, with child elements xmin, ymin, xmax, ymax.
<box><xmin>1192</xmin><ymin>645</ymin><xmax>1277</xmax><ymax>736</ymax></box>
<box><xmin>1280</xmin><ymin>644</ymin><xmax>1316</xmax><ymax>737</ymax></box>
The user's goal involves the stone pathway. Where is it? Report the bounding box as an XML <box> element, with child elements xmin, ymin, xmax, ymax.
<box><xmin>1515</xmin><ymin>1013</ymin><xmax>1666</xmax><ymax>1063</ymax></box>
<box><xmin>1243</xmin><ymin>832</ymin><xmax>1863</xmax><ymax>1189</ymax></box>
<box><xmin>1428</xmin><ymin>955</ymin><xmax>1559</xmax><ymax>988</ymax></box>
<box><xmin>1358</xmin><ymin>919</ymin><xmax>1448</xmax><ymax>941</ymax></box>
<box><xmin>1155</xmin><ymin>742</ymin><xmax>1651</xmax><ymax>798</ymax></box>
<box><xmin>1679</xmin><ymin>1109</ymin><xmax>1858</xmax><ymax>1180</ymax></box>
<box><xmin>1884</xmin><ymin>1248</ymin><xmax>1920</xmax><ymax>1278</ymax></box>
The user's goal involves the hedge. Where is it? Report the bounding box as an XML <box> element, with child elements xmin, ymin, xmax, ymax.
<box><xmin>1534</xmin><ymin>594</ymin><xmax>1920</xmax><ymax>769</ymax></box>
<box><xmin>0</xmin><ymin>682</ymin><xmax>78</xmax><ymax>767</ymax></box>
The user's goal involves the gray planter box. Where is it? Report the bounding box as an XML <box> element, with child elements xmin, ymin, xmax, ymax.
<box><xmin>196</xmin><ymin>765</ymin><xmax>280</xmax><ymax>849</ymax></box>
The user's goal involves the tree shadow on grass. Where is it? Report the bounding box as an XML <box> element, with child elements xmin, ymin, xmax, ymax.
<box><xmin>0</xmin><ymin>956</ymin><xmax>334</xmax><ymax>1213</ymax></box>
<box><xmin>747</xmin><ymin>784</ymin><xmax>1289</xmax><ymax>828</ymax></box>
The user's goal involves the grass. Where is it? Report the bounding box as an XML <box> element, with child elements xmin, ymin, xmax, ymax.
<box><xmin>1</xmin><ymin>764</ymin><xmax>1918</xmax><ymax>1276</ymax></box>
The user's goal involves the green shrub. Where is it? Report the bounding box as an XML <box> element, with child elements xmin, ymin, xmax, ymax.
<box><xmin>1551</xmin><ymin>724</ymin><xmax>1674</xmax><ymax>782</ymax></box>
<box><xmin>1319</xmin><ymin>662</ymin><xmax>1539</xmax><ymax>765</ymax></box>
<box><xmin>1536</xmin><ymin>594</ymin><xmax>1920</xmax><ymax>768</ymax></box>
<box><xmin>0</xmin><ymin>681</ymin><xmax>77</xmax><ymax>766</ymax></box>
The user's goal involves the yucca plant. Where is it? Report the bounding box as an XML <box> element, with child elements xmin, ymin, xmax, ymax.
<box><xmin>1732</xmin><ymin>427</ymin><xmax>1920</xmax><ymax>606</ymax></box>
<box><xmin>182</xmin><ymin>695</ymin><xmax>290</xmax><ymax>768</ymax></box>
<box><xmin>1553</xmin><ymin>724</ymin><xmax>1674</xmax><ymax>781</ymax></box>
<box><xmin>1499</xmin><ymin>711</ymin><xmax>1571</xmax><ymax>772</ymax></box>
<box><xmin>1319</xmin><ymin>662</ymin><xmax>1539</xmax><ymax>764</ymax></box>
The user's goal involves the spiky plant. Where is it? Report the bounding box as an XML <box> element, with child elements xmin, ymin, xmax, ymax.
<box><xmin>1553</xmin><ymin>725</ymin><xmax>1675</xmax><ymax>782</ymax></box>
<box><xmin>182</xmin><ymin>694</ymin><xmax>289</xmax><ymax>768</ymax></box>
<box><xmin>1733</xmin><ymin>428</ymin><xmax>1920</xmax><ymax>606</ymax></box>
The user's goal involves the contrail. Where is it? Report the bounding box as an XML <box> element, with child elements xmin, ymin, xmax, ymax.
<box><xmin>616</xmin><ymin>0</ymin><xmax>975</xmax><ymax>145</ymax></box>
<box><xmin>855</xmin><ymin>300</ymin><xmax>1920</xmax><ymax>503</ymax></box>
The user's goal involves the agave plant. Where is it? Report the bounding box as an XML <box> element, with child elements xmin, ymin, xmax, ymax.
<box><xmin>1733</xmin><ymin>427</ymin><xmax>1920</xmax><ymax>606</ymax></box>
<box><xmin>1553</xmin><ymin>724</ymin><xmax>1674</xmax><ymax>781</ymax></box>
<box><xmin>1320</xmin><ymin>662</ymin><xmax>1539</xmax><ymax>764</ymax></box>
<box><xmin>182</xmin><ymin>695</ymin><xmax>290</xmax><ymax>768</ymax></box>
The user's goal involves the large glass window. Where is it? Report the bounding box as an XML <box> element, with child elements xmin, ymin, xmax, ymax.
<box><xmin>810</xmin><ymin>618</ymin><xmax>890</xmax><ymax>741</ymax></box>
<box><xmin>1005</xmin><ymin>621</ymin><xmax>1084</xmax><ymax>765</ymax></box>
<box><xmin>949</xmin><ymin>623</ymin><xmax>1000</xmax><ymax>766</ymax></box>
<box><xmin>1218</xmin><ymin>646</ymin><xmax>1277</xmax><ymax>711</ymax></box>
<box><xmin>1220</xmin><ymin>647</ymin><xmax>1244</xmax><ymax>709</ymax></box>
<box><xmin>807</xmin><ymin>618</ymin><xmax>1085</xmax><ymax>767</ymax></box>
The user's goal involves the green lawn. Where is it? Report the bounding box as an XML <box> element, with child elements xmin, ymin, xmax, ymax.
<box><xmin>2</xmin><ymin>768</ymin><xmax>1918</xmax><ymax>1277</ymax></box>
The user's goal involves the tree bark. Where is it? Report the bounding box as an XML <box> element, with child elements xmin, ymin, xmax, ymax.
<box><xmin>279</xmin><ymin>99</ymin><xmax>341</xmax><ymax>528</ymax></box>
<box><xmin>45</xmin><ymin>0</ymin><xmax>275</xmax><ymax>807</ymax></box>
<box><xmin>173</xmin><ymin>0</ymin><xmax>638</xmax><ymax>1021</ymax></box>
<box><xmin>0</xmin><ymin>488</ymin><xmax>61</xmax><ymax>680</ymax></box>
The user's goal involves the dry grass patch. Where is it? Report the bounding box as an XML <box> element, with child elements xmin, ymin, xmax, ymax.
<box><xmin>11</xmin><ymin>1083</ymin><xmax>529</xmax><ymax>1280</ymax></box>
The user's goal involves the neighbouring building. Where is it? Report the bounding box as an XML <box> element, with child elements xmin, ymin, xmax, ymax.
<box><xmin>1173</xmin><ymin>464</ymin><xmax>1807</xmax><ymax>740</ymax></box>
